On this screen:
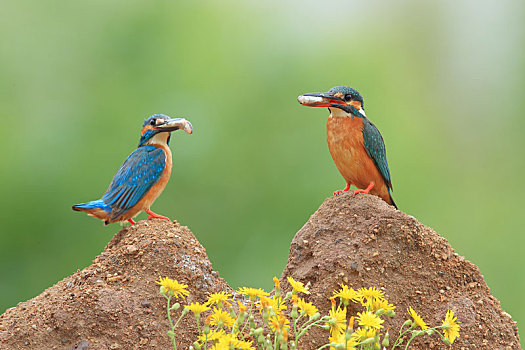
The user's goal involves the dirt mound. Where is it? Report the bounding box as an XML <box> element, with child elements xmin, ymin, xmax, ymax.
<box><xmin>0</xmin><ymin>220</ymin><xmax>231</xmax><ymax>349</ymax></box>
<box><xmin>0</xmin><ymin>194</ymin><xmax>520</xmax><ymax>349</ymax></box>
<box><xmin>280</xmin><ymin>193</ymin><xmax>520</xmax><ymax>349</ymax></box>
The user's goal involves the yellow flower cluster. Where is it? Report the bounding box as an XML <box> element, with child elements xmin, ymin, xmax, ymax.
<box><xmin>155</xmin><ymin>277</ymin><xmax>460</xmax><ymax>350</ymax></box>
<box><xmin>326</xmin><ymin>284</ymin><xmax>387</xmax><ymax>349</ymax></box>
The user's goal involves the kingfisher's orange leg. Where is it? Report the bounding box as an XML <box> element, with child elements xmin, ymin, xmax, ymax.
<box><xmin>353</xmin><ymin>182</ymin><xmax>374</xmax><ymax>195</ymax></box>
<box><xmin>127</xmin><ymin>218</ymin><xmax>136</xmax><ymax>225</ymax></box>
<box><xmin>334</xmin><ymin>183</ymin><xmax>351</xmax><ymax>196</ymax></box>
<box><xmin>146</xmin><ymin>209</ymin><xmax>170</xmax><ymax>221</ymax></box>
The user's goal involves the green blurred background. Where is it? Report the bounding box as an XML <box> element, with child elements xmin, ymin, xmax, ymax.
<box><xmin>0</xmin><ymin>0</ymin><xmax>523</xmax><ymax>341</ymax></box>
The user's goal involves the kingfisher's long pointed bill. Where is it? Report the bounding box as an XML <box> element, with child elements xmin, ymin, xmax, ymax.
<box><xmin>156</xmin><ymin>118</ymin><xmax>193</xmax><ymax>134</ymax></box>
<box><xmin>297</xmin><ymin>92</ymin><xmax>345</xmax><ymax>108</ymax></box>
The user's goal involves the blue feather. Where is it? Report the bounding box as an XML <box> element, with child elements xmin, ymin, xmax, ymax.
<box><xmin>102</xmin><ymin>145</ymin><xmax>166</xmax><ymax>221</ymax></box>
<box><xmin>72</xmin><ymin>199</ymin><xmax>111</xmax><ymax>212</ymax></box>
<box><xmin>362</xmin><ymin>118</ymin><xmax>392</xmax><ymax>190</ymax></box>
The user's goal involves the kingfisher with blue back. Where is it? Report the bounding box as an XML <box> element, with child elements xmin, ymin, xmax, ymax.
<box><xmin>297</xmin><ymin>86</ymin><xmax>397</xmax><ymax>208</ymax></box>
<box><xmin>72</xmin><ymin>114</ymin><xmax>193</xmax><ymax>225</ymax></box>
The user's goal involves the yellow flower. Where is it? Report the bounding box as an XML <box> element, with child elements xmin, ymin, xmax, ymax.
<box><xmin>198</xmin><ymin>329</ymin><xmax>225</xmax><ymax>342</ymax></box>
<box><xmin>333</xmin><ymin>284</ymin><xmax>360</xmax><ymax>305</ymax></box>
<box><xmin>273</xmin><ymin>276</ymin><xmax>281</xmax><ymax>289</ymax></box>
<box><xmin>258</xmin><ymin>296</ymin><xmax>286</xmax><ymax>315</ymax></box>
<box><xmin>329</xmin><ymin>331</ymin><xmax>357</xmax><ymax>350</ymax></box>
<box><xmin>204</xmin><ymin>314</ymin><xmax>213</xmax><ymax>325</ymax></box>
<box><xmin>357</xmin><ymin>287</ymin><xmax>384</xmax><ymax>304</ymax></box>
<box><xmin>348</xmin><ymin>316</ymin><xmax>355</xmax><ymax>332</ymax></box>
<box><xmin>269</xmin><ymin>313</ymin><xmax>290</xmax><ymax>332</ymax></box>
<box><xmin>407</xmin><ymin>307</ymin><xmax>428</xmax><ymax>330</ymax></box>
<box><xmin>155</xmin><ymin>277</ymin><xmax>189</xmax><ymax>298</ymax></box>
<box><xmin>297</xmin><ymin>298</ymin><xmax>318</xmax><ymax>317</ymax></box>
<box><xmin>206</xmin><ymin>291</ymin><xmax>233</xmax><ymax>308</ymax></box>
<box><xmin>326</xmin><ymin>306</ymin><xmax>347</xmax><ymax>335</ymax></box>
<box><xmin>210</xmin><ymin>307</ymin><xmax>235</xmax><ymax>329</ymax></box>
<box><xmin>282</xmin><ymin>328</ymin><xmax>289</xmax><ymax>341</ymax></box>
<box><xmin>356</xmin><ymin>311</ymin><xmax>384</xmax><ymax>329</ymax></box>
<box><xmin>370</xmin><ymin>298</ymin><xmax>396</xmax><ymax>312</ymax></box>
<box><xmin>184</xmin><ymin>302</ymin><xmax>210</xmax><ymax>315</ymax></box>
<box><xmin>232</xmin><ymin>338</ymin><xmax>255</xmax><ymax>350</ymax></box>
<box><xmin>351</xmin><ymin>327</ymin><xmax>376</xmax><ymax>342</ymax></box>
<box><xmin>259</xmin><ymin>296</ymin><xmax>272</xmax><ymax>310</ymax></box>
<box><xmin>442</xmin><ymin>310</ymin><xmax>460</xmax><ymax>344</ymax></box>
<box><xmin>237</xmin><ymin>287</ymin><xmax>269</xmax><ymax>301</ymax></box>
<box><xmin>212</xmin><ymin>333</ymin><xmax>255</xmax><ymax>350</ymax></box>
<box><xmin>287</xmin><ymin>277</ymin><xmax>310</xmax><ymax>294</ymax></box>
<box><xmin>237</xmin><ymin>300</ymin><xmax>247</xmax><ymax>313</ymax></box>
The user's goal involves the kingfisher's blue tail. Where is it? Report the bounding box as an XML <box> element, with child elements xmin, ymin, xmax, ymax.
<box><xmin>72</xmin><ymin>200</ymin><xmax>112</xmax><ymax>224</ymax></box>
<box><xmin>72</xmin><ymin>199</ymin><xmax>111</xmax><ymax>212</ymax></box>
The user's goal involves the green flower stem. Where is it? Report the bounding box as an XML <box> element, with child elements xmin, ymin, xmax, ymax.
<box><xmin>429</xmin><ymin>325</ymin><xmax>450</xmax><ymax>343</ymax></box>
<box><xmin>393</xmin><ymin>325</ymin><xmax>445</xmax><ymax>350</ymax></box>
<box><xmin>194</xmin><ymin>314</ymin><xmax>201</xmax><ymax>334</ymax></box>
<box><xmin>297</xmin><ymin>315</ymin><xmax>324</xmax><ymax>333</ymax></box>
<box><xmin>296</xmin><ymin>318</ymin><xmax>329</xmax><ymax>342</ymax></box>
<box><xmin>403</xmin><ymin>332</ymin><xmax>419</xmax><ymax>350</ymax></box>
<box><xmin>293</xmin><ymin>313</ymin><xmax>303</xmax><ymax>344</ymax></box>
<box><xmin>392</xmin><ymin>323</ymin><xmax>415</xmax><ymax>349</ymax></box>
<box><xmin>239</xmin><ymin>301</ymin><xmax>254</xmax><ymax>339</ymax></box>
<box><xmin>255</xmin><ymin>338</ymin><xmax>263</xmax><ymax>350</ymax></box>
<box><xmin>166</xmin><ymin>296</ymin><xmax>177</xmax><ymax>350</ymax></box>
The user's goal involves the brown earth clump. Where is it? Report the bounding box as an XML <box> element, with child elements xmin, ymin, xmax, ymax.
<box><xmin>0</xmin><ymin>220</ymin><xmax>231</xmax><ymax>349</ymax></box>
<box><xmin>280</xmin><ymin>193</ymin><xmax>521</xmax><ymax>349</ymax></box>
<box><xmin>0</xmin><ymin>194</ymin><xmax>521</xmax><ymax>349</ymax></box>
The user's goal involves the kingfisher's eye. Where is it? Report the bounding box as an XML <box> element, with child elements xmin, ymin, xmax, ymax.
<box><xmin>150</xmin><ymin>119</ymin><xmax>156</xmax><ymax>125</ymax></box>
<box><xmin>344</xmin><ymin>94</ymin><xmax>353</xmax><ymax>102</ymax></box>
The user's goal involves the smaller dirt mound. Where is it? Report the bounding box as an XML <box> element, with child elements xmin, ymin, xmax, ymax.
<box><xmin>280</xmin><ymin>193</ymin><xmax>520</xmax><ymax>349</ymax></box>
<box><xmin>0</xmin><ymin>220</ymin><xmax>231</xmax><ymax>349</ymax></box>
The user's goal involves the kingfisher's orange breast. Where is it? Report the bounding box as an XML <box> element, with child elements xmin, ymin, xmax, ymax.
<box><xmin>327</xmin><ymin>116</ymin><xmax>390</xmax><ymax>201</ymax></box>
<box><xmin>140</xmin><ymin>144</ymin><xmax>172</xmax><ymax>208</ymax></box>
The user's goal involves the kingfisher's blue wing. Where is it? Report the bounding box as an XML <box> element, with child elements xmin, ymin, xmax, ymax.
<box><xmin>102</xmin><ymin>145</ymin><xmax>166</xmax><ymax>220</ymax></box>
<box><xmin>362</xmin><ymin>119</ymin><xmax>392</xmax><ymax>190</ymax></box>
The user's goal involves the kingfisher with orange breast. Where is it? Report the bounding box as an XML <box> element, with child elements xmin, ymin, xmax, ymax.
<box><xmin>73</xmin><ymin>114</ymin><xmax>193</xmax><ymax>225</ymax></box>
<box><xmin>298</xmin><ymin>86</ymin><xmax>397</xmax><ymax>208</ymax></box>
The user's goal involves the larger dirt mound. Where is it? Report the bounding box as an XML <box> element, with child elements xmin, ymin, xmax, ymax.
<box><xmin>280</xmin><ymin>193</ymin><xmax>520</xmax><ymax>349</ymax></box>
<box><xmin>0</xmin><ymin>194</ymin><xmax>521</xmax><ymax>349</ymax></box>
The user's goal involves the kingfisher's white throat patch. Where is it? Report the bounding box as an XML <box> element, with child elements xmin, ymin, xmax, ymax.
<box><xmin>148</xmin><ymin>132</ymin><xmax>170</xmax><ymax>147</ymax></box>
<box><xmin>329</xmin><ymin>107</ymin><xmax>350</xmax><ymax>118</ymax></box>
<box><xmin>329</xmin><ymin>107</ymin><xmax>366</xmax><ymax>118</ymax></box>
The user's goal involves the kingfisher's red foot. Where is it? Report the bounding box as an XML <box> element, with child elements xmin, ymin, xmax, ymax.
<box><xmin>146</xmin><ymin>209</ymin><xmax>170</xmax><ymax>221</ymax></box>
<box><xmin>127</xmin><ymin>218</ymin><xmax>136</xmax><ymax>225</ymax></box>
<box><xmin>353</xmin><ymin>182</ymin><xmax>374</xmax><ymax>195</ymax></box>
<box><xmin>333</xmin><ymin>183</ymin><xmax>351</xmax><ymax>196</ymax></box>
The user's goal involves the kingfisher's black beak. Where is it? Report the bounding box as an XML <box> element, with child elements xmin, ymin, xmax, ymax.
<box><xmin>297</xmin><ymin>92</ymin><xmax>345</xmax><ymax>108</ymax></box>
<box><xmin>156</xmin><ymin>118</ymin><xmax>193</xmax><ymax>134</ymax></box>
